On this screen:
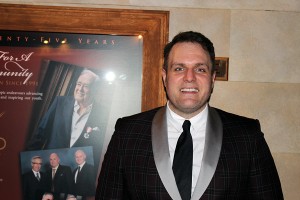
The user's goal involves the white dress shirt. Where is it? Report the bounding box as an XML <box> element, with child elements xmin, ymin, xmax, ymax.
<box><xmin>166</xmin><ymin>102</ymin><xmax>208</xmax><ymax>194</ymax></box>
<box><xmin>32</xmin><ymin>170</ymin><xmax>40</xmax><ymax>180</ymax></box>
<box><xmin>52</xmin><ymin>165</ymin><xmax>58</xmax><ymax>179</ymax></box>
<box><xmin>70</xmin><ymin>102</ymin><xmax>92</xmax><ymax>147</ymax></box>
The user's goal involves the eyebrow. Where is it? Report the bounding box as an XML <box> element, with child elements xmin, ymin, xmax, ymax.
<box><xmin>170</xmin><ymin>62</ymin><xmax>209</xmax><ymax>68</ymax></box>
<box><xmin>170</xmin><ymin>63</ymin><xmax>184</xmax><ymax>68</ymax></box>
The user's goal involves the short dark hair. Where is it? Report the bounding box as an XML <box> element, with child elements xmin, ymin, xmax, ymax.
<box><xmin>163</xmin><ymin>31</ymin><xmax>215</xmax><ymax>72</ymax></box>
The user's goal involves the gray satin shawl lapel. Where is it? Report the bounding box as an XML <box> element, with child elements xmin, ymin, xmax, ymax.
<box><xmin>191</xmin><ymin>107</ymin><xmax>223</xmax><ymax>200</ymax></box>
<box><xmin>152</xmin><ymin>107</ymin><xmax>182</xmax><ymax>200</ymax></box>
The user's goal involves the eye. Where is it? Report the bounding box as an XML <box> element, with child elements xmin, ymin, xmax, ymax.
<box><xmin>174</xmin><ymin>67</ymin><xmax>184</xmax><ymax>71</ymax></box>
<box><xmin>170</xmin><ymin>63</ymin><xmax>185</xmax><ymax>72</ymax></box>
<box><xmin>195</xmin><ymin>68</ymin><xmax>206</xmax><ymax>73</ymax></box>
<box><xmin>83</xmin><ymin>84</ymin><xmax>90</xmax><ymax>89</ymax></box>
<box><xmin>194</xmin><ymin>64</ymin><xmax>209</xmax><ymax>73</ymax></box>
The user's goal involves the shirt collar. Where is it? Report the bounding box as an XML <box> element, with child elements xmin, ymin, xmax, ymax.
<box><xmin>52</xmin><ymin>165</ymin><xmax>59</xmax><ymax>170</ymax></box>
<box><xmin>32</xmin><ymin>169</ymin><xmax>39</xmax><ymax>174</ymax></box>
<box><xmin>166</xmin><ymin>101</ymin><xmax>208</xmax><ymax>133</ymax></box>
<box><xmin>74</xmin><ymin>101</ymin><xmax>93</xmax><ymax>114</ymax></box>
<box><xmin>78</xmin><ymin>161</ymin><xmax>86</xmax><ymax>168</ymax></box>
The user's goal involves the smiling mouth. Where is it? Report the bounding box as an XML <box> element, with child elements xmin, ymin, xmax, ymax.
<box><xmin>180</xmin><ymin>88</ymin><xmax>199</xmax><ymax>92</ymax></box>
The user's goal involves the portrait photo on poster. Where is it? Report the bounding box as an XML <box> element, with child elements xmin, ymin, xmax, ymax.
<box><xmin>14</xmin><ymin>30</ymin><xmax>145</xmax><ymax>171</ymax></box>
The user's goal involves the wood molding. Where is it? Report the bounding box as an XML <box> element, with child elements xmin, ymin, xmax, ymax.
<box><xmin>0</xmin><ymin>3</ymin><xmax>169</xmax><ymax>111</ymax></box>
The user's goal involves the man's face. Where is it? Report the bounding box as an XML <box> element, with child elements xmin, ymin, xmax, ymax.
<box><xmin>162</xmin><ymin>42</ymin><xmax>216</xmax><ymax>118</ymax></box>
<box><xmin>74</xmin><ymin>73</ymin><xmax>95</xmax><ymax>105</ymax></box>
<box><xmin>49</xmin><ymin>154</ymin><xmax>60</xmax><ymax>168</ymax></box>
<box><xmin>75</xmin><ymin>151</ymin><xmax>86</xmax><ymax>165</ymax></box>
<box><xmin>31</xmin><ymin>158</ymin><xmax>42</xmax><ymax>172</ymax></box>
<box><xmin>42</xmin><ymin>194</ymin><xmax>53</xmax><ymax>200</ymax></box>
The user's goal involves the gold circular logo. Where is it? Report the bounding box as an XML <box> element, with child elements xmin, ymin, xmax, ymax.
<box><xmin>0</xmin><ymin>137</ymin><xmax>6</xmax><ymax>150</ymax></box>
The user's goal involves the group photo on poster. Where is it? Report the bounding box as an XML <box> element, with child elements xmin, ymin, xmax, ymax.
<box><xmin>20</xmin><ymin>147</ymin><xmax>95</xmax><ymax>200</ymax></box>
<box><xmin>0</xmin><ymin>30</ymin><xmax>143</xmax><ymax>200</ymax></box>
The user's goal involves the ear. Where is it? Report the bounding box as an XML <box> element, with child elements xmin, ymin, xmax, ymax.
<box><xmin>162</xmin><ymin>68</ymin><xmax>167</xmax><ymax>87</ymax></box>
<box><xmin>211</xmin><ymin>71</ymin><xmax>216</xmax><ymax>93</ymax></box>
<box><xmin>212</xmin><ymin>70</ymin><xmax>216</xmax><ymax>83</ymax></box>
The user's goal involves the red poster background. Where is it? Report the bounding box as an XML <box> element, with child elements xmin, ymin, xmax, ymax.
<box><xmin>0</xmin><ymin>30</ymin><xmax>142</xmax><ymax>199</ymax></box>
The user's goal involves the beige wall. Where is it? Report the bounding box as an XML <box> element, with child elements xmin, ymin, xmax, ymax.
<box><xmin>1</xmin><ymin>1</ymin><xmax>299</xmax><ymax>199</ymax></box>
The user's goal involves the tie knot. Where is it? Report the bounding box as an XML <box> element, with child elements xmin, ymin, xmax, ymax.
<box><xmin>182</xmin><ymin>120</ymin><xmax>191</xmax><ymax>132</ymax></box>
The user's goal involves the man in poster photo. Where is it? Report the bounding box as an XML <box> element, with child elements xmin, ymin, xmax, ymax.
<box><xmin>72</xmin><ymin>149</ymin><xmax>95</xmax><ymax>200</ymax></box>
<box><xmin>45</xmin><ymin>153</ymin><xmax>72</xmax><ymax>200</ymax></box>
<box><xmin>42</xmin><ymin>192</ymin><xmax>54</xmax><ymax>200</ymax></box>
<box><xmin>22</xmin><ymin>156</ymin><xmax>46</xmax><ymax>200</ymax></box>
<box><xmin>27</xmin><ymin>69</ymin><xmax>107</xmax><ymax>171</ymax></box>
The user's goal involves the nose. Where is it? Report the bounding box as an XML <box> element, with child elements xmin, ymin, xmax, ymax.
<box><xmin>184</xmin><ymin>68</ymin><xmax>196</xmax><ymax>82</ymax></box>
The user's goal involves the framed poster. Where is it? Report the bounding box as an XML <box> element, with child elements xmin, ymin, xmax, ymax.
<box><xmin>215</xmin><ymin>57</ymin><xmax>229</xmax><ymax>81</ymax></box>
<box><xmin>0</xmin><ymin>4</ymin><xmax>169</xmax><ymax>200</ymax></box>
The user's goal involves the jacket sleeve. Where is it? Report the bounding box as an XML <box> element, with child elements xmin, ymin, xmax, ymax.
<box><xmin>25</xmin><ymin>97</ymin><xmax>59</xmax><ymax>150</ymax></box>
<box><xmin>247</xmin><ymin>120</ymin><xmax>284</xmax><ymax>199</ymax></box>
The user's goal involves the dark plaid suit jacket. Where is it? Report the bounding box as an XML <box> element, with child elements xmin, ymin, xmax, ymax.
<box><xmin>96</xmin><ymin>106</ymin><xmax>283</xmax><ymax>200</ymax></box>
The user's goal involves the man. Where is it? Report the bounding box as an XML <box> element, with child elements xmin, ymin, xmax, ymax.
<box><xmin>45</xmin><ymin>153</ymin><xmax>73</xmax><ymax>200</ymax></box>
<box><xmin>22</xmin><ymin>156</ymin><xmax>46</xmax><ymax>200</ymax></box>
<box><xmin>41</xmin><ymin>192</ymin><xmax>54</xmax><ymax>200</ymax></box>
<box><xmin>66</xmin><ymin>194</ymin><xmax>77</xmax><ymax>200</ymax></box>
<box><xmin>72</xmin><ymin>149</ymin><xmax>95</xmax><ymax>200</ymax></box>
<box><xmin>27</xmin><ymin>69</ymin><xmax>108</xmax><ymax>171</ymax></box>
<box><xmin>96</xmin><ymin>31</ymin><xmax>283</xmax><ymax>199</ymax></box>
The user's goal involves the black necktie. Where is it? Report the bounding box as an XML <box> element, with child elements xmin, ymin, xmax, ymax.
<box><xmin>36</xmin><ymin>173</ymin><xmax>40</xmax><ymax>181</ymax></box>
<box><xmin>75</xmin><ymin>166</ymin><xmax>81</xmax><ymax>183</ymax></box>
<box><xmin>173</xmin><ymin>120</ymin><xmax>193</xmax><ymax>200</ymax></box>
